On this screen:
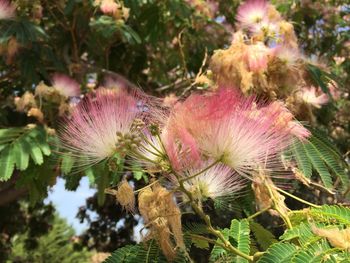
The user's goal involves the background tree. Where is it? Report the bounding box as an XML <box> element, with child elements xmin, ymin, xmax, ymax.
<box><xmin>8</xmin><ymin>213</ymin><xmax>91</xmax><ymax>263</ymax></box>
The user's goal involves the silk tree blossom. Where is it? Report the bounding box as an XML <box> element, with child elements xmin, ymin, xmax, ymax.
<box><xmin>162</xmin><ymin>88</ymin><xmax>243</xmax><ymax>170</ymax></box>
<box><xmin>301</xmin><ymin>86</ymin><xmax>329</xmax><ymax>108</ymax></box>
<box><xmin>59</xmin><ymin>88</ymin><xmax>141</xmax><ymax>167</ymax></box>
<box><xmin>260</xmin><ymin>101</ymin><xmax>310</xmax><ymax>141</ymax></box>
<box><xmin>52</xmin><ymin>73</ymin><xmax>81</xmax><ymax>98</ymax></box>
<box><xmin>236</xmin><ymin>0</ymin><xmax>268</xmax><ymax>29</ymax></box>
<box><xmin>180</xmin><ymin>162</ymin><xmax>245</xmax><ymax>201</ymax></box>
<box><xmin>133</xmin><ymin>131</ymin><xmax>167</xmax><ymax>171</ymax></box>
<box><xmin>164</xmin><ymin>88</ymin><xmax>301</xmax><ymax>176</ymax></box>
<box><xmin>0</xmin><ymin>0</ymin><xmax>15</xmax><ymax>20</ymax></box>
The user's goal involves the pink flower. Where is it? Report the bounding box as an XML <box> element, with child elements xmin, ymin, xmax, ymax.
<box><xmin>236</xmin><ymin>0</ymin><xmax>268</xmax><ymax>29</ymax></box>
<box><xmin>261</xmin><ymin>102</ymin><xmax>310</xmax><ymax>141</ymax></box>
<box><xmin>244</xmin><ymin>42</ymin><xmax>271</xmax><ymax>72</ymax></box>
<box><xmin>161</xmin><ymin>88</ymin><xmax>244</xmax><ymax>170</ymax></box>
<box><xmin>179</xmin><ymin>162</ymin><xmax>245</xmax><ymax>200</ymax></box>
<box><xmin>0</xmin><ymin>0</ymin><xmax>15</xmax><ymax>20</ymax></box>
<box><xmin>52</xmin><ymin>73</ymin><xmax>81</xmax><ymax>97</ymax></box>
<box><xmin>100</xmin><ymin>0</ymin><xmax>118</xmax><ymax>15</ymax></box>
<box><xmin>301</xmin><ymin>86</ymin><xmax>329</xmax><ymax>108</ymax></box>
<box><xmin>59</xmin><ymin>88</ymin><xmax>140</xmax><ymax>167</ymax></box>
<box><xmin>164</xmin><ymin>88</ymin><xmax>297</xmax><ymax>176</ymax></box>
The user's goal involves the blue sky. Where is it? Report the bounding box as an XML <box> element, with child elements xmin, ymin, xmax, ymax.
<box><xmin>45</xmin><ymin>177</ymin><xmax>144</xmax><ymax>241</ymax></box>
<box><xmin>45</xmin><ymin>177</ymin><xmax>96</xmax><ymax>234</ymax></box>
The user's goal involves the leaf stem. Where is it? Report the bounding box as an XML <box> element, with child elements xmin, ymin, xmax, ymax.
<box><xmin>247</xmin><ymin>206</ymin><xmax>271</xmax><ymax>220</ymax></box>
<box><xmin>276</xmin><ymin>187</ymin><xmax>321</xmax><ymax>208</ymax></box>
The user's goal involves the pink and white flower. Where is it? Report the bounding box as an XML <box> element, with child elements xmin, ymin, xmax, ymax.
<box><xmin>181</xmin><ymin>162</ymin><xmax>245</xmax><ymax>200</ymax></box>
<box><xmin>0</xmin><ymin>0</ymin><xmax>15</xmax><ymax>20</ymax></box>
<box><xmin>59</xmin><ymin>88</ymin><xmax>140</xmax><ymax>167</ymax></box>
<box><xmin>52</xmin><ymin>73</ymin><xmax>81</xmax><ymax>98</ymax></box>
<box><xmin>236</xmin><ymin>0</ymin><xmax>268</xmax><ymax>29</ymax></box>
<box><xmin>260</xmin><ymin>101</ymin><xmax>310</xmax><ymax>141</ymax></box>
<box><xmin>164</xmin><ymin>88</ymin><xmax>297</xmax><ymax>176</ymax></box>
<box><xmin>301</xmin><ymin>86</ymin><xmax>329</xmax><ymax>108</ymax></box>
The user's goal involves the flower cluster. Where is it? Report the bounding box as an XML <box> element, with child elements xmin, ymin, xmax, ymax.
<box><xmin>14</xmin><ymin>73</ymin><xmax>81</xmax><ymax>124</ymax></box>
<box><xmin>209</xmin><ymin>0</ymin><xmax>337</xmax><ymax>120</ymax></box>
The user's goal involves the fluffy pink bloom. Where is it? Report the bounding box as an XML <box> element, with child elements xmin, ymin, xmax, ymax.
<box><xmin>59</xmin><ymin>88</ymin><xmax>140</xmax><ymax>167</ymax></box>
<box><xmin>260</xmin><ymin>102</ymin><xmax>310</xmax><ymax>141</ymax></box>
<box><xmin>52</xmin><ymin>73</ymin><xmax>81</xmax><ymax>97</ymax></box>
<box><xmin>0</xmin><ymin>0</ymin><xmax>15</xmax><ymax>20</ymax></box>
<box><xmin>180</xmin><ymin>162</ymin><xmax>245</xmax><ymax>200</ymax></box>
<box><xmin>161</xmin><ymin>88</ymin><xmax>244</xmax><ymax>170</ymax></box>
<box><xmin>100</xmin><ymin>0</ymin><xmax>118</xmax><ymax>15</ymax></box>
<box><xmin>301</xmin><ymin>86</ymin><xmax>329</xmax><ymax>108</ymax></box>
<box><xmin>163</xmin><ymin>88</ymin><xmax>297</xmax><ymax>176</ymax></box>
<box><xmin>244</xmin><ymin>42</ymin><xmax>271</xmax><ymax>72</ymax></box>
<box><xmin>236</xmin><ymin>0</ymin><xmax>268</xmax><ymax>29</ymax></box>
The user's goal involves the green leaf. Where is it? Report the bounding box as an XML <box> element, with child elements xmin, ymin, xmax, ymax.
<box><xmin>61</xmin><ymin>153</ymin><xmax>75</xmax><ymax>175</ymax></box>
<box><xmin>250</xmin><ymin>222</ymin><xmax>277</xmax><ymax>251</ymax></box>
<box><xmin>184</xmin><ymin>222</ymin><xmax>209</xmax><ymax>235</ymax></box>
<box><xmin>192</xmin><ymin>238</ymin><xmax>209</xmax><ymax>249</ymax></box>
<box><xmin>310</xmin><ymin>135</ymin><xmax>349</xmax><ymax>189</ymax></box>
<box><xmin>93</xmin><ymin>162</ymin><xmax>109</xmax><ymax>206</ymax></box>
<box><xmin>292</xmin><ymin>240</ymin><xmax>332</xmax><ymax>263</ymax></box>
<box><xmin>29</xmin><ymin>128</ymin><xmax>51</xmax><ymax>156</ymax></box>
<box><xmin>230</xmin><ymin>219</ymin><xmax>251</xmax><ymax>263</ymax></box>
<box><xmin>257</xmin><ymin>243</ymin><xmax>297</xmax><ymax>263</ymax></box>
<box><xmin>12</xmin><ymin>138</ymin><xmax>30</xmax><ymax>171</ymax></box>
<box><xmin>210</xmin><ymin>228</ymin><xmax>231</xmax><ymax>262</ymax></box>
<box><xmin>0</xmin><ymin>127</ymin><xmax>24</xmax><ymax>144</ymax></box>
<box><xmin>310</xmin><ymin>205</ymin><xmax>350</xmax><ymax>225</ymax></box>
<box><xmin>0</xmin><ymin>145</ymin><xmax>15</xmax><ymax>181</ymax></box>
<box><xmin>303</xmin><ymin>141</ymin><xmax>333</xmax><ymax>189</ymax></box>
<box><xmin>133</xmin><ymin>168</ymin><xmax>144</xmax><ymax>181</ymax></box>
<box><xmin>26</xmin><ymin>137</ymin><xmax>44</xmax><ymax>165</ymax></box>
<box><xmin>307</xmin><ymin>64</ymin><xmax>331</xmax><ymax>96</ymax></box>
<box><xmin>121</xmin><ymin>24</ymin><xmax>141</xmax><ymax>44</ymax></box>
<box><xmin>293</xmin><ymin>140</ymin><xmax>312</xmax><ymax>179</ymax></box>
<box><xmin>104</xmin><ymin>240</ymin><xmax>173</xmax><ymax>263</ymax></box>
<box><xmin>280</xmin><ymin>222</ymin><xmax>317</xmax><ymax>246</ymax></box>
